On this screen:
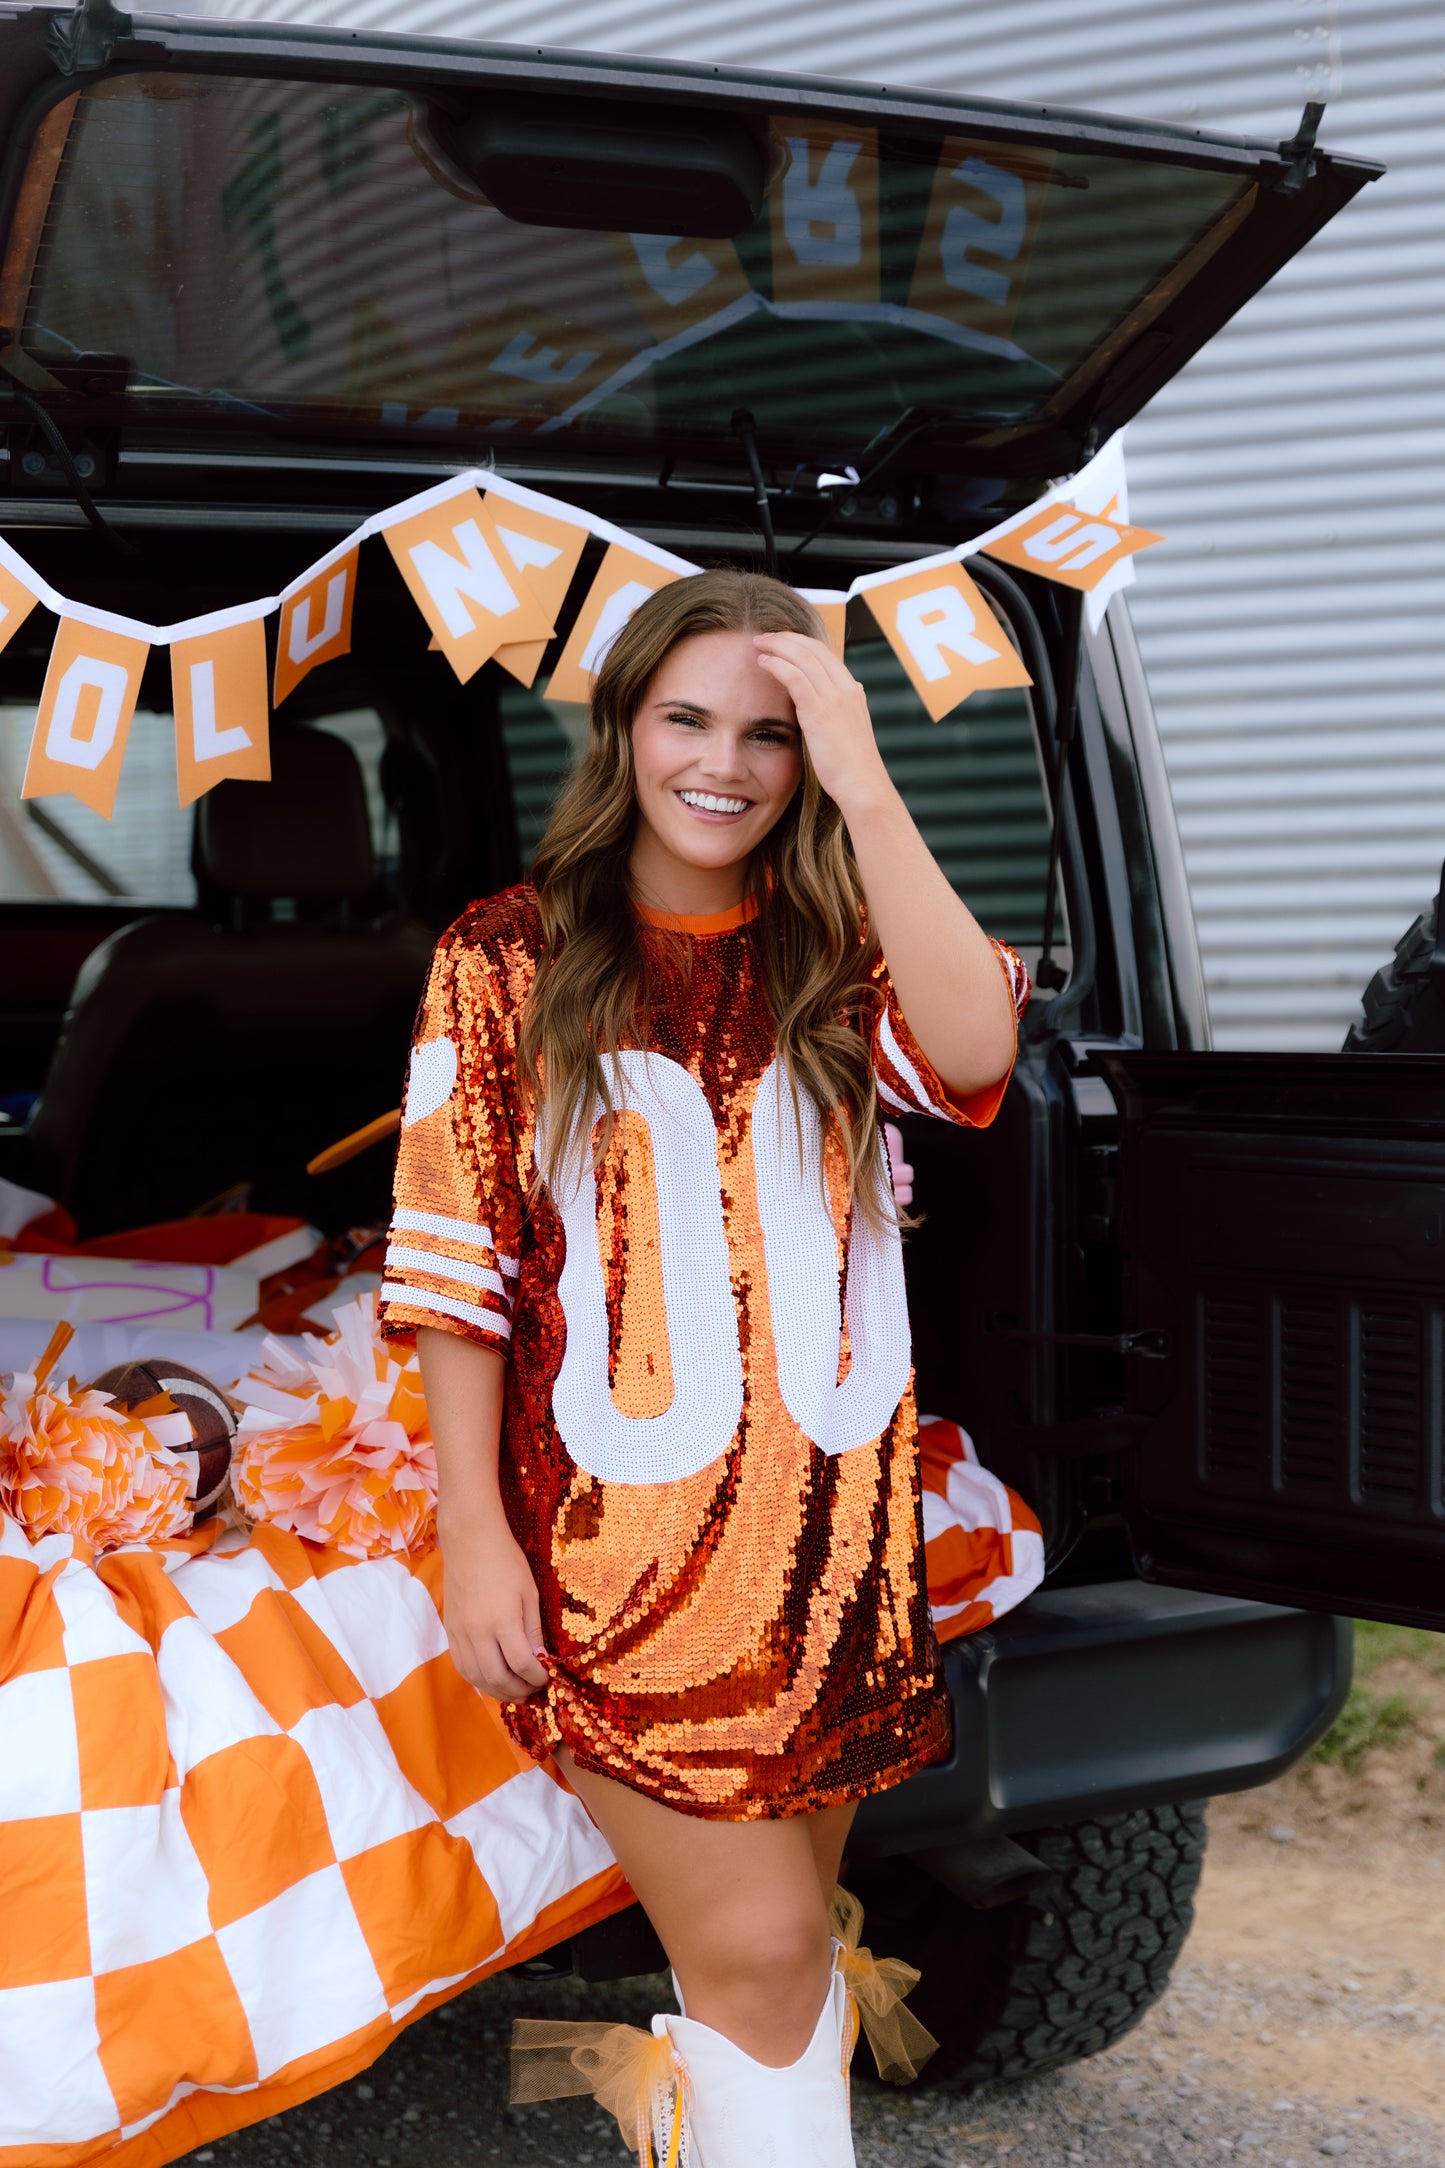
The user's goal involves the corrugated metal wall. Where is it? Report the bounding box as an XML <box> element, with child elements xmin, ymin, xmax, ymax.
<box><xmin>194</xmin><ymin>0</ymin><xmax>1445</xmax><ymax>1049</ymax></box>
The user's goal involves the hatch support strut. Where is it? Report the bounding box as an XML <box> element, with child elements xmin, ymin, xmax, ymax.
<box><xmin>1036</xmin><ymin>586</ymin><xmax>1085</xmax><ymax>992</ymax></box>
<box><xmin>732</xmin><ymin>408</ymin><xmax>779</xmax><ymax>580</ymax></box>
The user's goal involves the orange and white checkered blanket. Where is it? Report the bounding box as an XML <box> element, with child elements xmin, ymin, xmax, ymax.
<box><xmin>0</xmin><ymin>1412</ymin><xmax>1039</xmax><ymax>2168</ymax></box>
<box><xmin>0</xmin><ymin>1511</ymin><xmax>627</xmax><ymax>2168</ymax></box>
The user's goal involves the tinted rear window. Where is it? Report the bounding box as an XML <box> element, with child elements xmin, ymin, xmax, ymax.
<box><xmin>14</xmin><ymin>73</ymin><xmax>1248</xmax><ymax>482</ymax></box>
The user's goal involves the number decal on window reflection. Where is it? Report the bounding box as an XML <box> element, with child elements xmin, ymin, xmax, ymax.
<box><xmin>545</xmin><ymin>1052</ymin><xmax>911</xmax><ymax>1485</ymax></box>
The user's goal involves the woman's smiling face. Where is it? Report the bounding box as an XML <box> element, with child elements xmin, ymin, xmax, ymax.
<box><xmin>628</xmin><ymin>629</ymin><xmax>805</xmax><ymax>900</ymax></box>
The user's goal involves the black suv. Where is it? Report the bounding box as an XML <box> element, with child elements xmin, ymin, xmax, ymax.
<box><xmin>2</xmin><ymin>1</ymin><xmax>1430</xmax><ymax>2090</ymax></box>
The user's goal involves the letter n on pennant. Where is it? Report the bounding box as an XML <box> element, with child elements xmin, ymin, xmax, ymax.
<box><xmin>22</xmin><ymin>619</ymin><xmax>150</xmax><ymax>819</ymax></box>
<box><xmin>274</xmin><ymin>546</ymin><xmax>359</xmax><ymax>705</ymax></box>
<box><xmin>862</xmin><ymin>561</ymin><xmax>1031</xmax><ymax>721</ymax></box>
<box><xmin>172</xmin><ymin>616</ymin><xmax>272</xmax><ymax>807</ymax></box>
<box><xmin>381</xmin><ymin>489</ymin><xmax>552</xmax><ymax>683</ymax></box>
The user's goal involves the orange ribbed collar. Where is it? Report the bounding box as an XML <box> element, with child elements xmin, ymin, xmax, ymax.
<box><xmin>634</xmin><ymin>893</ymin><xmax>760</xmax><ymax>936</ymax></box>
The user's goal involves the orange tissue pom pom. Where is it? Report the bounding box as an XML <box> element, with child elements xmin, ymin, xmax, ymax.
<box><xmin>232</xmin><ymin>1291</ymin><xmax>437</xmax><ymax>1559</ymax></box>
<box><xmin>1</xmin><ymin>1358</ymin><xmax>194</xmax><ymax>1552</ymax></box>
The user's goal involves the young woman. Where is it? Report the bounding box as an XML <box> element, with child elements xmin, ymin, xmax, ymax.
<box><xmin>377</xmin><ymin>569</ymin><xmax>1028</xmax><ymax>2165</ymax></box>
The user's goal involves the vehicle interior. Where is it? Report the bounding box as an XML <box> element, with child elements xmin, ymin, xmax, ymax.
<box><xmin>0</xmin><ymin>486</ymin><xmax>1155</xmax><ymax>1582</ymax></box>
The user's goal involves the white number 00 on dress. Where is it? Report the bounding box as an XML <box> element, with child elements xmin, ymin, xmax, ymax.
<box><xmin>544</xmin><ymin>1051</ymin><xmax>911</xmax><ymax>1486</ymax></box>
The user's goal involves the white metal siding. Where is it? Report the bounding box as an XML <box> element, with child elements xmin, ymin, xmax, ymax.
<box><xmin>193</xmin><ymin>0</ymin><xmax>1445</xmax><ymax>1048</ymax></box>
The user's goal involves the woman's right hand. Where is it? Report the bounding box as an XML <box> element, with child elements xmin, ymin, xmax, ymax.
<box><xmin>440</xmin><ymin>1519</ymin><xmax>549</xmax><ymax>1702</ymax></box>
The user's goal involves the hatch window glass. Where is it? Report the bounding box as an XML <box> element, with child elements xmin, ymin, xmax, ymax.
<box><xmin>9</xmin><ymin>73</ymin><xmax>1250</xmax><ymax>486</ymax></box>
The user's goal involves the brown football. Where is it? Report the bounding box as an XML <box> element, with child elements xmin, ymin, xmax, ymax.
<box><xmin>92</xmin><ymin>1359</ymin><xmax>238</xmax><ymax>1517</ymax></box>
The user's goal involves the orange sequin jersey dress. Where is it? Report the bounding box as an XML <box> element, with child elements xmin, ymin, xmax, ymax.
<box><xmin>377</xmin><ymin>885</ymin><xmax>1029</xmax><ymax>1820</ymax></box>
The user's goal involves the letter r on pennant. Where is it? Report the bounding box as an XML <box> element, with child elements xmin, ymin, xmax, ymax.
<box><xmin>893</xmin><ymin>585</ymin><xmax>1000</xmax><ymax>681</ymax></box>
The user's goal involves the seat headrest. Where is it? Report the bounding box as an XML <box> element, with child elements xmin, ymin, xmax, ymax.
<box><xmin>198</xmin><ymin>727</ymin><xmax>373</xmax><ymax>900</ymax></box>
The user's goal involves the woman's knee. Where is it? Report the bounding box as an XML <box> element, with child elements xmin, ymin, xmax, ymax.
<box><xmin>683</xmin><ymin>1901</ymin><xmax>832</xmax><ymax>2005</ymax></box>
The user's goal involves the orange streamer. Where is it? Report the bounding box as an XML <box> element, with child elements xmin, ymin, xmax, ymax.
<box><xmin>511</xmin><ymin>2019</ymin><xmax>685</xmax><ymax>2168</ymax></box>
<box><xmin>830</xmin><ymin>1885</ymin><xmax>938</xmax><ymax>2085</ymax></box>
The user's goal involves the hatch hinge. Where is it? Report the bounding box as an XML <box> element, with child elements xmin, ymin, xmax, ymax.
<box><xmin>1276</xmin><ymin>100</ymin><xmax>1327</xmax><ymax>194</ymax></box>
<box><xmin>47</xmin><ymin>0</ymin><xmax>134</xmax><ymax>74</ymax></box>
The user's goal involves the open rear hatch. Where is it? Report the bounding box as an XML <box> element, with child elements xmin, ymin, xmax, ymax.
<box><xmin>0</xmin><ymin>5</ymin><xmax>1379</xmax><ymax>531</ymax></box>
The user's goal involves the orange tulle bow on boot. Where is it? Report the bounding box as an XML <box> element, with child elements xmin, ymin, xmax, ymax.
<box><xmin>511</xmin><ymin>2017</ymin><xmax>689</xmax><ymax>2168</ymax></box>
<box><xmin>829</xmin><ymin>1884</ymin><xmax>939</xmax><ymax>2088</ymax></box>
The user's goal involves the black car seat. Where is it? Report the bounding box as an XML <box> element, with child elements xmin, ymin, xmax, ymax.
<box><xmin>26</xmin><ymin>727</ymin><xmax>437</xmax><ymax>1236</ymax></box>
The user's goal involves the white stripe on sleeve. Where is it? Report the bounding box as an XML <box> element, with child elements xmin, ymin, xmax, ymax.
<box><xmin>390</xmin><ymin>1206</ymin><xmax>520</xmax><ymax>1275</ymax></box>
<box><xmin>378</xmin><ymin>1282</ymin><xmax>513</xmax><ymax>1339</ymax></box>
<box><xmin>384</xmin><ymin>1245</ymin><xmax>512</xmax><ymax>1302</ymax></box>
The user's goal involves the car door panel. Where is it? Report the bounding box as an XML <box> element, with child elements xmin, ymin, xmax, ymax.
<box><xmin>1094</xmin><ymin>1050</ymin><xmax>1445</xmax><ymax>1628</ymax></box>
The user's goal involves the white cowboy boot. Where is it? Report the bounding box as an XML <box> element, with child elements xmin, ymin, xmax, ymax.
<box><xmin>660</xmin><ymin>1962</ymin><xmax>856</xmax><ymax>2168</ymax></box>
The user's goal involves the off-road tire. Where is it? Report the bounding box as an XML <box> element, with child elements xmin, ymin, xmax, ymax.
<box><xmin>1343</xmin><ymin>888</ymin><xmax>1445</xmax><ymax>1053</ymax></box>
<box><xmin>849</xmin><ymin>1801</ymin><xmax>1208</xmax><ymax>2091</ymax></box>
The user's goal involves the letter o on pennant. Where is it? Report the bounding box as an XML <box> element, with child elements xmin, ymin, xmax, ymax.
<box><xmin>22</xmin><ymin>618</ymin><xmax>150</xmax><ymax>818</ymax></box>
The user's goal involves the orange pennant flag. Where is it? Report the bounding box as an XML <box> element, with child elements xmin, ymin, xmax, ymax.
<box><xmin>486</xmin><ymin>497</ymin><xmax>590</xmax><ymax>689</ymax></box>
<box><xmin>172</xmin><ymin>615</ymin><xmax>272</xmax><ymax>807</ymax></box>
<box><xmin>798</xmin><ymin>589</ymin><xmax>848</xmax><ymax>660</ymax></box>
<box><xmin>21</xmin><ymin>617</ymin><xmax>149</xmax><ymax>818</ymax></box>
<box><xmin>860</xmin><ymin>560</ymin><xmax>1031</xmax><ymax>722</ymax></box>
<box><xmin>981</xmin><ymin>503</ymin><xmax>1162</xmax><ymax>592</ymax></box>
<box><xmin>548</xmin><ymin>544</ymin><xmax>683</xmax><ymax>705</ymax></box>
<box><xmin>382</xmin><ymin>488</ymin><xmax>552</xmax><ymax>684</ymax></box>
<box><xmin>274</xmin><ymin>547</ymin><xmax>359</xmax><ymax>705</ymax></box>
<box><xmin>0</xmin><ymin>557</ymin><xmax>42</xmax><ymax>661</ymax></box>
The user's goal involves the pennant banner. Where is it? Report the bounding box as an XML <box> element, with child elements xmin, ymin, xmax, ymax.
<box><xmin>857</xmin><ymin>557</ymin><xmax>1033</xmax><ymax>721</ymax></box>
<box><xmin>274</xmin><ymin>545</ymin><xmax>359</xmax><ymax>706</ymax></box>
<box><xmin>0</xmin><ymin>437</ymin><xmax>1160</xmax><ymax>819</ymax></box>
<box><xmin>0</xmin><ymin>558</ymin><xmax>41</xmax><ymax>663</ymax></box>
<box><xmin>380</xmin><ymin>487</ymin><xmax>554</xmax><ymax>684</ymax></box>
<box><xmin>172</xmin><ymin>610</ymin><xmax>273</xmax><ymax>807</ymax></box>
<box><xmin>21</xmin><ymin>617</ymin><xmax>150</xmax><ymax>820</ymax></box>
<box><xmin>547</xmin><ymin>540</ymin><xmax>688</xmax><ymax>705</ymax></box>
<box><xmin>981</xmin><ymin>503</ymin><xmax>1162</xmax><ymax>593</ymax></box>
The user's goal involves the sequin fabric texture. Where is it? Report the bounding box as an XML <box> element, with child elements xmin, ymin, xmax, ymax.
<box><xmin>378</xmin><ymin>886</ymin><xmax>1029</xmax><ymax>1819</ymax></box>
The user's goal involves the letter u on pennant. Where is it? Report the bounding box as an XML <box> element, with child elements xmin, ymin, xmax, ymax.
<box><xmin>172</xmin><ymin>614</ymin><xmax>272</xmax><ymax>806</ymax></box>
<box><xmin>22</xmin><ymin>618</ymin><xmax>150</xmax><ymax>819</ymax></box>
<box><xmin>274</xmin><ymin>546</ymin><xmax>359</xmax><ymax>704</ymax></box>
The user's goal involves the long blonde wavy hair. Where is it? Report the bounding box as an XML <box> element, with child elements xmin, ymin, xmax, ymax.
<box><xmin>519</xmin><ymin>567</ymin><xmax>886</xmax><ymax>1211</ymax></box>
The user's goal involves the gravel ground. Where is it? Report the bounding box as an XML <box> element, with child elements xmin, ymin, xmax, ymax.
<box><xmin>186</xmin><ymin>1640</ymin><xmax>1445</xmax><ymax>2168</ymax></box>
<box><xmin>186</xmin><ymin>1914</ymin><xmax>1445</xmax><ymax>2168</ymax></box>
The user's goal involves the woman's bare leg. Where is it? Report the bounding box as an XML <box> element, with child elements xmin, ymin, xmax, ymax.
<box><xmin>556</xmin><ymin>1746</ymin><xmax>839</xmax><ymax>2066</ymax></box>
<box><xmin>806</xmin><ymin>1800</ymin><xmax>857</xmax><ymax>1903</ymax></box>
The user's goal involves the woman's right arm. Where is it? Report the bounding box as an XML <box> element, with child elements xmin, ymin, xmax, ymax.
<box><xmin>418</xmin><ymin>1325</ymin><xmax>548</xmax><ymax>1703</ymax></box>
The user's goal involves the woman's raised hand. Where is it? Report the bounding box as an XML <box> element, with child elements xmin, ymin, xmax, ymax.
<box><xmin>752</xmin><ymin>631</ymin><xmax>892</xmax><ymax>815</ymax></box>
<box><xmin>440</xmin><ymin>1518</ymin><xmax>549</xmax><ymax>1703</ymax></box>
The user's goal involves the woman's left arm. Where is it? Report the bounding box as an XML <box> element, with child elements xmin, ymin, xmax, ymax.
<box><xmin>754</xmin><ymin>630</ymin><xmax>1018</xmax><ymax>1099</ymax></box>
